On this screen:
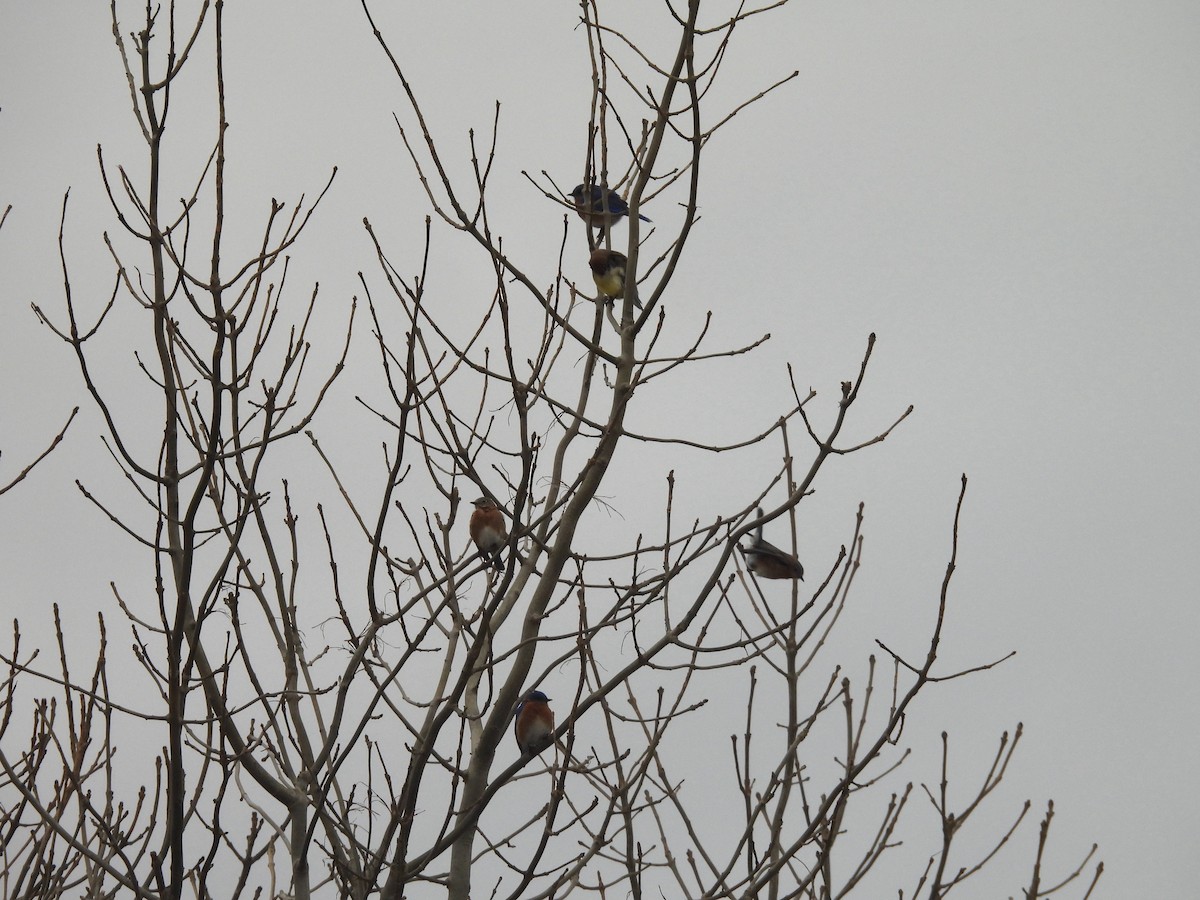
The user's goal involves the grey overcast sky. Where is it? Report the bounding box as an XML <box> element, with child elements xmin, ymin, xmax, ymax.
<box><xmin>2</xmin><ymin>2</ymin><xmax>1198</xmax><ymax>896</ymax></box>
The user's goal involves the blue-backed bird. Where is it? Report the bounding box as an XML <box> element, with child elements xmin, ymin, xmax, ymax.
<box><xmin>741</xmin><ymin>508</ymin><xmax>805</xmax><ymax>580</ymax></box>
<box><xmin>588</xmin><ymin>248</ymin><xmax>642</xmax><ymax>308</ymax></box>
<box><xmin>570</xmin><ymin>184</ymin><xmax>651</xmax><ymax>233</ymax></box>
<box><xmin>513</xmin><ymin>689</ymin><xmax>556</xmax><ymax>756</ymax></box>
<box><xmin>469</xmin><ymin>497</ymin><xmax>507</xmax><ymax>570</ymax></box>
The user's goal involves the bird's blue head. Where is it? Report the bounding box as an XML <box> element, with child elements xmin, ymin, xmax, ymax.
<box><xmin>526</xmin><ymin>690</ymin><xmax>550</xmax><ymax>703</ymax></box>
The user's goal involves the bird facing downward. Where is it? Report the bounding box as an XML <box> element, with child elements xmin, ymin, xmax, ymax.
<box><xmin>588</xmin><ymin>248</ymin><xmax>642</xmax><ymax>308</ymax></box>
<box><xmin>570</xmin><ymin>184</ymin><xmax>651</xmax><ymax>232</ymax></box>
<box><xmin>469</xmin><ymin>497</ymin><xmax>508</xmax><ymax>570</ymax></box>
<box><xmin>741</xmin><ymin>507</ymin><xmax>805</xmax><ymax>581</ymax></box>
<box><xmin>513</xmin><ymin>689</ymin><xmax>555</xmax><ymax>756</ymax></box>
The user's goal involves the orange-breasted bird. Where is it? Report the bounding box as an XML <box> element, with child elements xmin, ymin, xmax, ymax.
<box><xmin>741</xmin><ymin>507</ymin><xmax>805</xmax><ymax>580</ymax></box>
<box><xmin>588</xmin><ymin>248</ymin><xmax>642</xmax><ymax>308</ymax></box>
<box><xmin>469</xmin><ymin>496</ymin><xmax>508</xmax><ymax>570</ymax></box>
<box><xmin>513</xmin><ymin>689</ymin><xmax>556</xmax><ymax>756</ymax></box>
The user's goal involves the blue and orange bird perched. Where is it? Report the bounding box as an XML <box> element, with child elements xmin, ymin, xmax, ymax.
<box><xmin>570</xmin><ymin>184</ymin><xmax>651</xmax><ymax>233</ymax></box>
<box><xmin>469</xmin><ymin>496</ymin><xmax>508</xmax><ymax>570</ymax></box>
<box><xmin>513</xmin><ymin>689</ymin><xmax>556</xmax><ymax>756</ymax></box>
<box><xmin>588</xmin><ymin>248</ymin><xmax>642</xmax><ymax>308</ymax></box>
<box><xmin>740</xmin><ymin>508</ymin><xmax>805</xmax><ymax>581</ymax></box>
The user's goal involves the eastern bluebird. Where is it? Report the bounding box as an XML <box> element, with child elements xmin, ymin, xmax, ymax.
<box><xmin>588</xmin><ymin>248</ymin><xmax>643</xmax><ymax>308</ymax></box>
<box><xmin>569</xmin><ymin>184</ymin><xmax>651</xmax><ymax>232</ymax></box>
<box><xmin>513</xmin><ymin>689</ymin><xmax>555</xmax><ymax>756</ymax></box>
<box><xmin>741</xmin><ymin>508</ymin><xmax>805</xmax><ymax>581</ymax></box>
<box><xmin>469</xmin><ymin>496</ymin><xmax>508</xmax><ymax>570</ymax></box>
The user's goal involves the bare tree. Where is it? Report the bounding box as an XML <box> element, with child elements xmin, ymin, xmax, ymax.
<box><xmin>0</xmin><ymin>2</ymin><xmax>1102</xmax><ymax>899</ymax></box>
